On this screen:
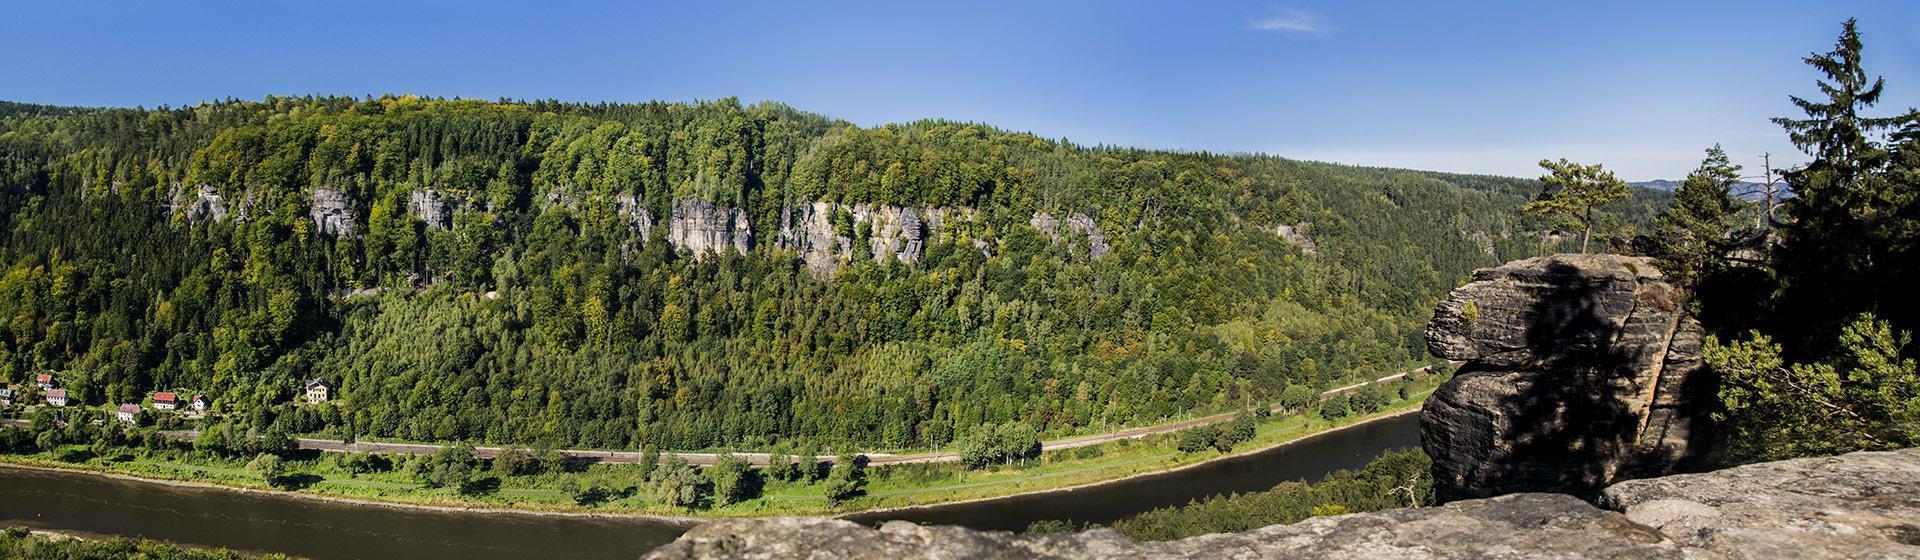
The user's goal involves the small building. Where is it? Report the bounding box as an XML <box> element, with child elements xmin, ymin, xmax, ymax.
<box><xmin>44</xmin><ymin>388</ymin><xmax>68</xmax><ymax>407</ymax></box>
<box><xmin>303</xmin><ymin>378</ymin><xmax>334</xmax><ymax>405</ymax></box>
<box><xmin>190</xmin><ymin>394</ymin><xmax>210</xmax><ymax>413</ymax></box>
<box><xmin>116</xmin><ymin>404</ymin><xmax>141</xmax><ymax>424</ymax></box>
<box><xmin>34</xmin><ymin>373</ymin><xmax>54</xmax><ymax>390</ymax></box>
<box><xmin>152</xmin><ymin>392</ymin><xmax>179</xmax><ymax>411</ymax></box>
<box><xmin>0</xmin><ymin>386</ymin><xmax>13</xmax><ymax>406</ymax></box>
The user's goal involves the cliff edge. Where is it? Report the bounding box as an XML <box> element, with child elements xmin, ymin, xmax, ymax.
<box><xmin>646</xmin><ymin>448</ymin><xmax>1920</xmax><ymax>559</ymax></box>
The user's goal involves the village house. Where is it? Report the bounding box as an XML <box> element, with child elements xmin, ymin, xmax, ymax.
<box><xmin>152</xmin><ymin>391</ymin><xmax>179</xmax><ymax>411</ymax></box>
<box><xmin>116</xmin><ymin>404</ymin><xmax>141</xmax><ymax>424</ymax></box>
<box><xmin>303</xmin><ymin>378</ymin><xmax>334</xmax><ymax>405</ymax></box>
<box><xmin>44</xmin><ymin>388</ymin><xmax>68</xmax><ymax>407</ymax></box>
<box><xmin>190</xmin><ymin>394</ymin><xmax>210</xmax><ymax>414</ymax></box>
<box><xmin>35</xmin><ymin>373</ymin><xmax>54</xmax><ymax>390</ymax></box>
<box><xmin>0</xmin><ymin>386</ymin><xmax>13</xmax><ymax>407</ymax></box>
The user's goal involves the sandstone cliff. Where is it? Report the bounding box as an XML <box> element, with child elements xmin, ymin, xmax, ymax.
<box><xmin>667</xmin><ymin>198</ymin><xmax>752</xmax><ymax>257</ymax></box>
<box><xmin>777</xmin><ymin>202</ymin><xmax>971</xmax><ymax>274</ymax></box>
<box><xmin>1421</xmin><ymin>253</ymin><xmax>1712</xmax><ymax>501</ymax></box>
<box><xmin>309</xmin><ymin>187</ymin><xmax>356</xmax><ymax>236</ymax></box>
<box><xmin>407</xmin><ymin>189</ymin><xmax>461</xmax><ymax>229</ymax></box>
<box><xmin>1273</xmin><ymin>223</ymin><xmax>1317</xmax><ymax>254</ymax></box>
<box><xmin>1031</xmin><ymin>212</ymin><xmax>1109</xmax><ymax>259</ymax></box>
<box><xmin>615</xmin><ymin>194</ymin><xmax>655</xmax><ymax>243</ymax></box>
<box><xmin>645</xmin><ymin>447</ymin><xmax>1920</xmax><ymax>559</ymax></box>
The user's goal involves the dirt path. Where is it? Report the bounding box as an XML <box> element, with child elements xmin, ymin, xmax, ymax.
<box><xmin>3</xmin><ymin>366</ymin><xmax>1433</xmax><ymax>467</ymax></box>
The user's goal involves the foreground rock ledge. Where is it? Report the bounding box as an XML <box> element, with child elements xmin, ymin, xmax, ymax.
<box><xmin>645</xmin><ymin>448</ymin><xmax>1920</xmax><ymax>559</ymax></box>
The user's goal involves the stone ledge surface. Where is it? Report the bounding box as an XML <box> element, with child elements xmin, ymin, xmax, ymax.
<box><xmin>645</xmin><ymin>448</ymin><xmax>1920</xmax><ymax>559</ymax></box>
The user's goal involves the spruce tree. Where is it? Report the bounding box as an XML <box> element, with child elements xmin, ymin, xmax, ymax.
<box><xmin>1770</xmin><ymin>18</ymin><xmax>1914</xmax><ymax>348</ymax></box>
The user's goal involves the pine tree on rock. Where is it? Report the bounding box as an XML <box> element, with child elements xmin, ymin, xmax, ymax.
<box><xmin>1525</xmin><ymin>159</ymin><xmax>1630</xmax><ymax>253</ymax></box>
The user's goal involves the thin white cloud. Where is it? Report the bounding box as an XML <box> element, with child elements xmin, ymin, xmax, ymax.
<box><xmin>1249</xmin><ymin>8</ymin><xmax>1331</xmax><ymax>36</ymax></box>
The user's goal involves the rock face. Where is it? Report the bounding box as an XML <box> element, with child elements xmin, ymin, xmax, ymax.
<box><xmin>647</xmin><ymin>448</ymin><xmax>1920</xmax><ymax>559</ymax></box>
<box><xmin>614</xmin><ymin>194</ymin><xmax>655</xmax><ymax>243</ymax></box>
<box><xmin>1273</xmin><ymin>223</ymin><xmax>1318</xmax><ymax>254</ymax></box>
<box><xmin>777</xmin><ymin>202</ymin><xmax>968</xmax><ymax>274</ymax></box>
<box><xmin>309</xmin><ymin>187</ymin><xmax>357</xmax><ymax>236</ymax></box>
<box><xmin>1422</xmin><ymin>254</ymin><xmax>1713</xmax><ymax>502</ymax></box>
<box><xmin>170</xmin><ymin>184</ymin><xmax>229</xmax><ymax>222</ymax></box>
<box><xmin>407</xmin><ymin>190</ymin><xmax>458</xmax><ymax>229</ymax></box>
<box><xmin>667</xmin><ymin>199</ymin><xmax>751</xmax><ymax>257</ymax></box>
<box><xmin>1031</xmin><ymin>212</ymin><xmax>1109</xmax><ymax>259</ymax></box>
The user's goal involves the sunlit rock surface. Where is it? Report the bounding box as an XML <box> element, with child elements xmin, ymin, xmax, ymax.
<box><xmin>647</xmin><ymin>448</ymin><xmax>1920</xmax><ymax>559</ymax></box>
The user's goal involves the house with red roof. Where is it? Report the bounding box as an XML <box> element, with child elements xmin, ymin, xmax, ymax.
<box><xmin>34</xmin><ymin>373</ymin><xmax>54</xmax><ymax>390</ymax></box>
<box><xmin>152</xmin><ymin>392</ymin><xmax>179</xmax><ymax>411</ymax></box>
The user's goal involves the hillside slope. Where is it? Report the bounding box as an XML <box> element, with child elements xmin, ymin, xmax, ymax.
<box><xmin>0</xmin><ymin>96</ymin><xmax>1665</xmax><ymax>449</ymax></box>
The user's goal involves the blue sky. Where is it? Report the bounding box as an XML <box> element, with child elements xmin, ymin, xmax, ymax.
<box><xmin>3</xmin><ymin>1</ymin><xmax>1916</xmax><ymax>180</ymax></box>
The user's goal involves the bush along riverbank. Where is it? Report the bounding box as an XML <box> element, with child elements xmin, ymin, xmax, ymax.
<box><xmin>0</xmin><ymin>371</ymin><xmax>1442</xmax><ymax>519</ymax></box>
<box><xmin>1047</xmin><ymin>449</ymin><xmax>1435</xmax><ymax>540</ymax></box>
<box><xmin>0</xmin><ymin>526</ymin><xmax>296</xmax><ymax>560</ymax></box>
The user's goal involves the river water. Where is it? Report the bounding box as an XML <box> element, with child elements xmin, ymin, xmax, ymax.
<box><xmin>0</xmin><ymin>413</ymin><xmax>1420</xmax><ymax>559</ymax></box>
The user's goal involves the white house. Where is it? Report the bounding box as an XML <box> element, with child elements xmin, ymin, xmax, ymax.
<box><xmin>116</xmin><ymin>404</ymin><xmax>141</xmax><ymax>424</ymax></box>
<box><xmin>45</xmin><ymin>388</ymin><xmax>68</xmax><ymax>407</ymax></box>
<box><xmin>303</xmin><ymin>378</ymin><xmax>334</xmax><ymax>405</ymax></box>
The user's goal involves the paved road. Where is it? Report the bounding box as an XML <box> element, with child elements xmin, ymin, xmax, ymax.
<box><xmin>4</xmin><ymin>366</ymin><xmax>1435</xmax><ymax>467</ymax></box>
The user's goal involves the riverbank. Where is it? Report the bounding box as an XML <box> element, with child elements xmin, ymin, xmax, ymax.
<box><xmin>847</xmin><ymin>406</ymin><xmax>1422</xmax><ymax>519</ymax></box>
<box><xmin>1</xmin><ymin>524</ymin><xmax>298</xmax><ymax>559</ymax></box>
<box><xmin>0</xmin><ymin>392</ymin><xmax>1431</xmax><ymax>521</ymax></box>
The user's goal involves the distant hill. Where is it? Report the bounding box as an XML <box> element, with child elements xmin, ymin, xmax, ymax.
<box><xmin>1631</xmin><ymin>180</ymin><xmax>1791</xmax><ymax>201</ymax></box>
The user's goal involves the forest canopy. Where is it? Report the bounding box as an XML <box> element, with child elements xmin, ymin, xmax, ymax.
<box><xmin>0</xmin><ymin>95</ymin><xmax>1660</xmax><ymax>450</ymax></box>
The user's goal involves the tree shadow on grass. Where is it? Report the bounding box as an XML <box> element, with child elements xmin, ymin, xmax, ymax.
<box><xmin>459</xmin><ymin>476</ymin><xmax>502</xmax><ymax>496</ymax></box>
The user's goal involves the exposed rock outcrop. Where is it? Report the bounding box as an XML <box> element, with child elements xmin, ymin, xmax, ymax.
<box><xmin>309</xmin><ymin>187</ymin><xmax>357</xmax><ymax>236</ymax></box>
<box><xmin>1273</xmin><ymin>223</ymin><xmax>1318</xmax><ymax>254</ymax></box>
<box><xmin>777</xmin><ymin>202</ymin><xmax>970</xmax><ymax>274</ymax></box>
<box><xmin>170</xmin><ymin>184</ymin><xmax>229</xmax><ymax>222</ymax></box>
<box><xmin>1422</xmin><ymin>254</ymin><xmax>1712</xmax><ymax>502</ymax></box>
<box><xmin>647</xmin><ymin>448</ymin><xmax>1920</xmax><ymax>559</ymax></box>
<box><xmin>1603</xmin><ymin>447</ymin><xmax>1920</xmax><ymax>558</ymax></box>
<box><xmin>667</xmin><ymin>199</ymin><xmax>751</xmax><ymax>257</ymax></box>
<box><xmin>1461</xmin><ymin>229</ymin><xmax>1496</xmax><ymax>258</ymax></box>
<box><xmin>407</xmin><ymin>189</ymin><xmax>459</xmax><ymax>229</ymax></box>
<box><xmin>652</xmin><ymin>494</ymin><xmax>1681</xmax><ymax>559</ymax></box>
<box><xmin>168</xmin><ymin>183</ymin><xmax>259</xmax><ymax>222</ymax></box>
<box><xmin>1031</xmin><ymin>212</ymin><xmax>1109</xmax><ymax>259</ymax></box>
<box><xmin>614</xmin><ymin>194</ymin><xmax>655</xmax><ymax>242</ymax></box>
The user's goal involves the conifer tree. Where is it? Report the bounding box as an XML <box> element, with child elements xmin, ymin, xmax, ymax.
<box><xmin>1525</xmin><ymin>159</ymin><xmax>1630</xmax><ymax>253</ymax></box>
<box><xmin>1770</xmin><ymin>18</ymin><xmax>1915</xmax><ymax>346</ymax></box>
<box><xmin>1642</xmin><ymin>145</ymin><xmax>1746</xmax><ymax>289</ymax></box>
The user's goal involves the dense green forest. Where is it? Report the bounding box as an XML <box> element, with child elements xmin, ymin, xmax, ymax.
<box><xmin>1100</xmin><ymin>449</ymin><xmax>1431</xmax><ymax>541</ymax></box>
<box><xmin>0</xmin><ymin>96</ymin><xmax>1663</xmax><ymax>450</ymax></box>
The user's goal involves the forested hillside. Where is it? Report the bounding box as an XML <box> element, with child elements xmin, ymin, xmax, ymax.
<box><xmin>0</xmin><ymin>96</ymin><xmax>1662</xmax><ymax>450</ymax></box>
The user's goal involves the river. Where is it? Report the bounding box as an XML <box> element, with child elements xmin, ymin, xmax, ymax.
<box><xmin>0</xmin><ymin>413</ymin><xmax>1420</xmax><ymax>559</ymax></box>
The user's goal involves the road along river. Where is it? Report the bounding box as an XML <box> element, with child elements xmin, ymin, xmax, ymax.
<box><xmin>0</xmin><ymin>413</ymin><xmax>1421</xmax><ymax>559</ymax></box>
